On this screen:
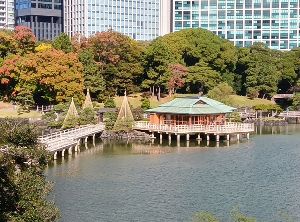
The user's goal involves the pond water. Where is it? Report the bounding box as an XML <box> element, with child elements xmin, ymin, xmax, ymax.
<box><xmin>46</xmin><ymin>125</ymin><xmax>300</xmax><ymax>222</ymax></box>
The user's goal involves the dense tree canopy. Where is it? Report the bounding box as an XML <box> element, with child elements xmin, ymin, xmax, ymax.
<box><xmin>1</xmin><ymin>27</ymin><xmax>300</xmax><ymax>106</ymax></box>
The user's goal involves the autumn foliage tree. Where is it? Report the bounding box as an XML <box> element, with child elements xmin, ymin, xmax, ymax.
<box><xmin>167</xmin><ymin>64</ymin><xmax>188</xmax><ymax>96</ymax></box>
<box><xmin>0</xmin><ymin>49</ymin><xmax>84</xmax><ymax>104</ymax></box>
<box><xmin>86</xmin><ymin>30</ymin><xmax>144</xmax><ymax>97</ymax></box>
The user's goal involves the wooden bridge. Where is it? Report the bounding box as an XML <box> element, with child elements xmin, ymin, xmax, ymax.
<box><xmin>278</xmin><ymin>111</ymin><xmax>300</xmax><ymax>118</ymax></box>
<box><xmin>36</xmin><ymin>105</ymin><xmax>54</xmax><ymax>113</ymax></box>
<box><xmin>133</xmin><ymin>121</ymin><xmax>254</xmax><ymax>142</ymax></box>
<box><xmin>38</xmin><ymin>124</ymin><xmax>105</xmax><ymax>159</ymax></box>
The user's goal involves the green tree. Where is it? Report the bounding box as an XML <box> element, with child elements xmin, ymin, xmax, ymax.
<box><xmin>52</xmin><ymin>33</ymin><xmax>73</xmax><ymax>53</ymax></box>
<box><xmin>186</xmin><ymin>61</ymin><xmax>222</xmax><ymax>93</ymax></box>
<box><xmin>207</xmin><ymin>82</ymin><xmax>235</xmax><ymax>105</ymax></box>
<box><xmin>79</xmin><ymin>49</ymin><xmax>105</xmax><ymax>100</ymax></box>
<box><xmin>104</xmin><ymin>98</ymin><xmax>116</xmax><ymax>108</ymax></box>
<box><xmin>79</xmin><ymin>107</ymin><xmax>97</xmax><ymax>125</ymax></box>
<box><xmin>0</xmin><ymin>119</ymin><xmax>59</xmax><ymax>221</ymax></box>
<box><xmin>141</xmin><ymin>97</ymin><xmax>150</xmax><ymax>110</ymax></box>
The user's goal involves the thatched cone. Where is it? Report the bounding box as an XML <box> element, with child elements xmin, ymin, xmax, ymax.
<box><xmin>114</xmin><ymin>92</ymin><xmax>134</xmax><ymax>131</ymax></box>
<box><xmin>62</xmin><ymin>98</ymin><xmax>79</xmax><ymax>129</ymax></box>
<box><xmin>82</xmin><ymin>88</ymin><xmax>93</xmax><ymax>109</ymax></box>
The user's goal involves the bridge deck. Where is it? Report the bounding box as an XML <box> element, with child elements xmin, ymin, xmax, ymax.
<box><xmin>278</xmin><ymin>111</ymin><xmax>300</xmax><ymax>118</ymax></box>
<box><xmin>133</xmin><ymin>121</ymin><xmax>254</xmax><ymax>135</ymax></box>
<box><xmin>38</xmin><ymin>124</ymin><xmax>105</xmax><ymax>153</ymax></box>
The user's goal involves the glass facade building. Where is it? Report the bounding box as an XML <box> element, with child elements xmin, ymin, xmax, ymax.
<box><xmin>64</xmin><ymin>0</ymin><xmax>170</xmax><ymax>41</ymax></box>
<box><xmin>15</xmin><ymin>0</ymin><xmax>63</xmax><ymax>40</ymax></box>
<box><xmin>0</xmin><ymin>0</ymin><xmax>14</xmax><ymax>29</ymax></box>
<box><xmin>173</xmin><ymin>0</ymin><xmax>300</xmax><ymax>50</ymax></box>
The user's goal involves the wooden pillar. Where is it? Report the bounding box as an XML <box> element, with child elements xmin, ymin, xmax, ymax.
<box><xmin>197</xmin><ymin>134</ymin><xmax>201</xmax><ymax>141</ymax></box>
<box><xmin>168</xmin><ymin>133</ymin><xmax>172</xmax><ymax>144</ymax></box>
<box><xmin>226</xmin><ymin>134</ymin><xmax>230</xmax><ymax>141</ymax></box>
<box><xmin>247</xmin><ymin>133</ymin><xmax>250</xmax><ymax>140</ymax></box>
<box><xmin>61</xmin><ymin>149</ymin><xmax>65</xmax><ymax>157</ymax></box>
<box><xmin>160</xmin><ymin>133</ymin><xmax>163</xmax><ymax>141</ymax></box>
<box><xmin>177</xmin><ymin>134</ymin><xmax>180</xmax><ymax>143</ymax></box>
<box><xmin>216</xmin><ymin>134</ymin><xmax>220</xmax><ymax>142</ymax></box>
<box><xmin>84</xmin><ymin>137</ymin><xmax>88</xmax><ymax>143</ymax></box>
<box><xmin>92</xmin><ymin>134</ymin><xmax>96</xmax><ymax>144</ymax></box>
<box><xmin>188</xmin><ymin>116</ymin><xmax>192</xmax><ymax>126</ymax></box>
<box><xmin>206</xmin><ymin>134</ymin><xmax>210</xmax><ymax>141</ymax></box>
<box><xmin>236</xmin><ymin>134</ymin><xmax>240</xmax><ymax>141</ymax></box>
<box><xmin>54</xmin><ymin>151</ymin><xmax>58</xmax><ymax>160</ymax></box>
<box><xmin>68</xmin><ymin>147</ymin><xmax>72</xmax><ymax>155</ymax></box>
<box><xmin>186</xmin><ymin>134</ymin><xmax>190</xmax><ymax>141</ymax></box>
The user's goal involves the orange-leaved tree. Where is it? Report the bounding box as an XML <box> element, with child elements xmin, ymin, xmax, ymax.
<box><xmin>0</xmin><ymin>49</ymin><xmax>84</xmax><ymax>104</ymax></box>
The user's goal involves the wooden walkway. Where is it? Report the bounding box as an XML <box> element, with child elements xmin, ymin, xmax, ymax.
<box><xmin>38</xmin><ymin>124</ymin><xmax>105</xmax><ymax>159</ymax></box>
<box><xmin>278</xmin><ymin>111</ymin><xmax>300</xmax><ymax>118</ymax></box>
<box><xmin>133</xmin><ymin>121</ymin><xmax>254</xmax><ymax>142</ymax></box>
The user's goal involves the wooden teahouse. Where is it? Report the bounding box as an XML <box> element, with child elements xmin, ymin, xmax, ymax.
<box><xmin>147</xmin><ymin>96</ymin><xmax>235</xmax><ymax>126</ymax></box>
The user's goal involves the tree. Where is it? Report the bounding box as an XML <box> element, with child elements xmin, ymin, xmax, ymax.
<box><xmin>245</xmin><ymin>43</ymin><xmax>281</xmax><ymax>98</ymax></box>
<box><xmin>142</xmin><ymin>40</ymin><xmax>177</xmax><ymax>100</ymax></box>
<box><xmin>141</xmin><ymin>97</ymin><xmax>150</xmax><ymax>110</ymax></box>
<box><xmin>207</xmin><ymin>82</ymin><xmax>235</xmax><ymax>105</ymax></box>
<box><xmin>104</xmin><ymin>98</ymin><xmax>116</xmax><ymax>108</ymax></box>
<box><xmin>13</xmin><ymin>26</ymin><xmax>36</xmax><ymax>55</ymax></box>
<box><xmin>87</xmin><ymin>30</ymin><xmax>144</xmax><ymax>96</ymax></box>
<box><xmin>52</xmin><ymin>33</ymin><xmax>73</xmax><ymax>53</ymax></box>
<box><xmin>292</xmin><ymin>94</ymin><xmax>300</xmax><ymax>110</ymax></box>
<box><xmin>0</xmin><ymin>119</ymin><xmax>59</xmax><ymax>221</ymax></box>
<box><xmin>79</xmin><ymin>49</ymin><xmax>105</xmax><ymax>100</ymax></box>
<box><xmin>167</xmin><ymin>64</ymin><xmax>188</xmax><ymax>96</ymax></box>
<box><xmin>79</xmin><ymin>107</ymin><xmax>97</xmax><ymax>125</ymax></box>
<box><xmin>0</xmin><ymin>49</ymin><xmax>84</xmax><ymax>104</ymax></box>
<box><xmin>186</xmin><ymin>61</ymin><xmax>222</xmax><ymax>94</ymax></box>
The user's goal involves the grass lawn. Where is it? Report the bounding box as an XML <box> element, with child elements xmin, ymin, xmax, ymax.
<box><xmin>228</xmin><ymin>95</ymin><xmax>274</xmax><ymax>108</ymax></box>
<box><xmin>0</xmin><ymin>102</ymin><xmax>42</xmax><ymax>119</ymax></box>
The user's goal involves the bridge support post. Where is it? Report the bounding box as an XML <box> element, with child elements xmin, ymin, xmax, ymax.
<box><xmin>159</xmin><ymin>133</ymin><xmax>163</xmax><ymax>141</ymax></box>
<box><xmin>226</xmin><ymin>134</ymin><xmax>230</xmax><ymax>141</ymax></box>
<box><xmin>197</xmin><ymin>134</ymin><xmax>201</xmax><ymax>141</ymax></box>
<box><xmin>236</xmin><ymin>134</ymin><xmax>240</xmax><ymax>141</ymax></box>
<box><xmin>246</xmin><ymin>133</ymin><xmax>250</xmax><ymax>140</ymax></box>
<box><xmin>216</xmin><ymin>134</ymin><xmax>220</xmax><ymax>142</ymax></box>
<box><xmin>61</xmin><ymin>149</ymin><xmax>65</xmax><ymax>157</ymax></box>
<box><xmin>168</xmin><ymin>134</ymin><xmax>171</xmax><ymax>144</ymax></box>
<box><xmin>186</xmin><ymin>134</ymin><xmax>190</xmax><ymax>141</ymax></box>
<box><xmin>84</xmin><ymin>137</ymin><xmax>88</xmax><ymax>144</ymax></box>
<box><xmin>54</xmin><ymin>151</ymin><xmax>58</xmax><ymax>160</ymax></box>
<box><xmin>206</xmin><ymin>134</ymin><xmax>210</xmax><ymax>141</ymax></box>
<box><xmin>92</xmin><ymin>134</ymin><xmax>96</xmax><ymax>145</ymax></box>
<box><xmin>68</xmin><ymin>147</ymin><xmax>72</xmax><ymax>155</ymax></box>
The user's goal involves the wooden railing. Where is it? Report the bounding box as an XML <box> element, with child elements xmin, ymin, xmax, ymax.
<box><xmin>36</xmin><ymin>105</ymin><xmax>54</xmax><ymax>112</ymax></box>
<box><xmin>133</xmin><ymin>121</ymin><xmax>254</xmax><ymax>134</ymax></box>
<box><xmin>38</xmin><ymin>124</ymin><xmax>105</xmax><ymax>152</ymax></box>
<box><xmin>278</xmin><ymin>111</ymin><xmax>300</xmax><ymax>118</ymax></box>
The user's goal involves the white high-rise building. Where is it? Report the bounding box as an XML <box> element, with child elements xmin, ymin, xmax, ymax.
<box><xmin>0</xmin><ymin>0</ymin><xmax>14</xmax><ymax>29</ymax></box>
<box><xmin>172</xmin><ymin>0</ymin><xmax>300</xmax><ymax>50</ymax></box>
<box><xmin>64</xmin><ymin>0</ymin><xmax>172</xmax><ymax>41</ymax></box>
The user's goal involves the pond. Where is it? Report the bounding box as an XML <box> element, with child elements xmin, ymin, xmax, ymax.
<box><xmin>46</xmin><ymin>125</ymin><xmax>300</xmax><ymax>222</ymax></box>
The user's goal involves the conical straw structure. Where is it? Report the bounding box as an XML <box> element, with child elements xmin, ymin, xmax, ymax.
<box><xmin>82</xmin><ymin>88</ymin><xmax>93</xmax><ymax>109</ymax></box>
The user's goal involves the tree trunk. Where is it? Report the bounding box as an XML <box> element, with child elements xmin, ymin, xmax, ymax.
<box><xmin>157</xmin><ymin>86</ymin><xmax>161</xmax><ymax>101</ymax></box>
<box><xmin>152</xmin><ymin>86</ymin><xmax>155</xmax><ymax>97</ymax></box>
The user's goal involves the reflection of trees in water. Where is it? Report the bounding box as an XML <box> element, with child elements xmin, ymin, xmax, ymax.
<box><xmin>255</xmin><ymin>124</ymin><xmax>300</xmax><ymax>135</ymax></box>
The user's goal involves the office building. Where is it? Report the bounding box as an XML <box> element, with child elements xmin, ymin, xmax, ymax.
<box><xmin>173</xmin><ymin>0</ymin><xmax>300</xmax><ymax>50</ymax></box>
<box><xmin>64</xmin><ymin>0</ymin><xmax>172</xmax><ymax>41</ymax></box>
<box><xmin>15</xmin><ymin>0</ymin><xmax>63</xmax><ymax>40</ymax></box>
<box><xmin>0</xmin><ymin>0</ymin><xmax>14</xmax><ymax>29</ymax></box>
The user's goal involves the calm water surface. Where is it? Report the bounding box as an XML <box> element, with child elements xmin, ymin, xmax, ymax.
<box><xmin>46</xmin><ymin>125</ymin><xmax>300</xmax><ymax>222</ymax></box>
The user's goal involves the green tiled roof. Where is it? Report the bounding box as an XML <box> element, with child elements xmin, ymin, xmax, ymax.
<box><xmin>147</xmin><ymin>96</ymin><xmax>236</xmax><ymax>115</ymax></box>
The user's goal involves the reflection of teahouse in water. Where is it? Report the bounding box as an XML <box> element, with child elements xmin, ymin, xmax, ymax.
<box><xmin>134</xmin><ymin>96</ymin><xmax>255</xmax><ymax>142</ymax></box>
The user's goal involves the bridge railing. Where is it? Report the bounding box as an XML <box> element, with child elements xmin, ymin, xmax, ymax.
<box><xmin>38</xmin><ymin>124</ymin><xmax>104</xmax><ymax>142</ymax></box>
<box><xmin>134</xmin><ymin>121</ymin><xmax>254</xmax><ymax>134</ymax></box>
<box><xmin>278</xmin><ymin>111</ymin><xmax>300</xmax><ymax>117</ymax></box>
